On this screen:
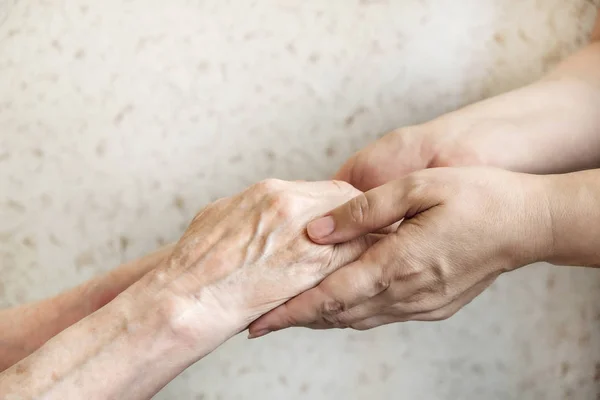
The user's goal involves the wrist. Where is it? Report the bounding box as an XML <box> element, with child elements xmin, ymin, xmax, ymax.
<box><xmin>536</xmin><ymin>171</ymin><xmax>600</xmax><ymax>267</ymax></box>
<box><xmin>489</xmin><ymin>173</ymin><xmax>557</xmax><ymax>272</ymax></box>
<box><xmin>0</xmin><ymin>288</ymin><xmax>211</xmax><ymax>399</ymax></box>
<box><xmin>517</xmin><ymin>174</ymin><xmax>557</xmax><ymax>266</ymax></box>
<box><xmin>536</xmin><ymin>174</ymin><xmax>570</xmax><ymax>265</ymax></box>
<box><xmin>121</xmin><ymin>272</ymin><xmax>241</xmax><ymax>359</ymax></box>
<box><xmin>424</xmin><ymin>76</ymin><xmax>600</xmax><ymax>175</ymax></box>
<box><xmin>423</xmin><ymin>117</ymin><xmax>527</xmax><ymax>171</ymax></box>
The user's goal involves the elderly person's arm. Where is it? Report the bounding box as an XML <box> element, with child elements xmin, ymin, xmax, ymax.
<box><xmin>0</xmin><ymin>244</ymin><xmax>173</xmax><ymax>372</ymax></box>
<box><xmin>0</xmin><ymin>180</ymin><xmax>373</xmax><ymax>399</ymax></box>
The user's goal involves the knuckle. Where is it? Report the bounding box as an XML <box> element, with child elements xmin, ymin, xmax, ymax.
<box><xmin>321</xmin><ymin>312</ymin><xmax>350</xmax><ymax>329</ymax></box>
<box><xmin>322</xmin><ymin>299</ymin><xmax>346</xmax><ymax>314</ymax></box>
<box><xmin>348</xmin><ymin>259</ymin><xmax>391</xmax><ymax>298</ymax></box>
<box><xmin>266</xmin><ymin>191</ymin><xmax>298</xmax><ymax>219</ymax></box>
<box><xmin>253</xmin><ymin>178</ymin><xmax>286</xmax><ymax>194</ymax></box>
<box><xmin>320</xmin><ymin>300</ymin><xmax>350</xmax><ymax>328</ymax></box>
<box><xmin>373</xmin><ymin>275</ymin><xmax>392</xmax><ymax>293</ymax></box>
<box><xmin>348</xmin><ymin>194</ymin><xmax>370</xmax><ymax>225</ymax></box>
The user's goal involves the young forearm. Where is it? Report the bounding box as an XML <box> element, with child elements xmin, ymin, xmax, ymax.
<box><xmin>518</xmin><ymin>40</ymin><xmax>600</xmax><ymax>174</ymax></box>
<box><xmin>0</xmin><ymin>244</ymin><xmax>174</xmax><ymax>371</ymax></box>
<box><xmin>539</xmin><ymin>169</ymin><xmax>600</xmax><ymax>268</ymax></box>
<box><xmin>430</xmin><ymin>22</ymin><xmax>600</xmax><ymax>174</ymax></box>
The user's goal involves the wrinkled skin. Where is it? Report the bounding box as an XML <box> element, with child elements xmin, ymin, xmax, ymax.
<box><xmin>143</xmin><ymin>179</ymin><xmax>378</xmax><ymax>345</ymax></box>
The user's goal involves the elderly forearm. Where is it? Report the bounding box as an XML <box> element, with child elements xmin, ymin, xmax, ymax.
<box><xmin>540</xmin><ymin>169</ymin><xmax>600</xmax><ymax>268</ymax></box>
<box><xmin>430</xmin><ymin>13</ymin><xmax>600</xmax><ymax>174</ymax></box>
<box><xmin>0</xmin><ymin>277</ymin><xmax>217</xmax><ymax>400</ymax></box>
<box><xmin>0</xmin><ymin>177</ymin><xmax>368</xmax><ymax>398</ymax></box>
<box><xmin>0</xmin><ymin>244</ymin><xmax>174</xmax><ymax>372</ymax></box>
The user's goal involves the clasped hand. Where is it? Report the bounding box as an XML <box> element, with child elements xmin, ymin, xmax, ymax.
<box><xmin>154</xmin><ymin>166</ymin><xmax>552</xmax><ymax>344</ymax></box>
<box><xmin>142</xmin><ymin>179</ymin><xmax>378</xmax><ymax>349</ymax></box>
<box><xmin>250</xmin><ymin>167</ymin><xmax>552</xmax><ymax>335</ymax></box>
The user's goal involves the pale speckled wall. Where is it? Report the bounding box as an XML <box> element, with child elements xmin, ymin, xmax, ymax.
<box><xmin>1</xmin><ymin>1</ymin><xmax>599</xmax><ymax>399</ymax></box>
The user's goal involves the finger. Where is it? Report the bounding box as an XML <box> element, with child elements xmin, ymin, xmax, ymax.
<box><xmin>390</xmin><ymin>273</ymin><xmax>497</xmax><ymax>317</ymax></box>
<box><xmin>306</xmin><ymin>175</ymin><xmax>441</xmax><ymax>244</ymax></box>
<box><xmin>348</xmin><ymin>274</ymin><xmax>497</xmax><ymax>330</ymax></box>
<box><xmin>348</xmin><ymin>315</ymin><xmax>400</xmax><ymax>331</ymax></box>
<box><xmin>248</xmin><ymin>256</ymin><xmax>387</xmax><ymax>337</ymax></box>
<box><xmin>248</xmin><ymin>234</ymin><xmax>402</xmax><ymax>336</ymax></box>
<box><xmin>348</xmin><ymin>310</ymin><xmax>441</xmax><ymax>331</ymax></box>
<box><xmin>249</xmin><ymin>234</ymin><xmax>404</xmax><ymax>336</ymax></box>
<box><xmin>327</xmin><ymin>278</ymin><xmax>423</xmax><ymax>325</ymax></box>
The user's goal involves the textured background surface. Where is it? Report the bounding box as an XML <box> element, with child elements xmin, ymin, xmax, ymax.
<box><xmin>1</xmin><ymin>0</ymin><xmax>599</xmax><ymax>399</ymax></box>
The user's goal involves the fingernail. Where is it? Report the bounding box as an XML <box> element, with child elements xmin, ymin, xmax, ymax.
<box><xmin>248</xmin><ymin>329</ymin><xmax>271</xmax><ymax>339</ymax></box>
<box><xmin>307</xmin><ymin>216</ymin><xmax>335</xmax><ymax>239</ymax></box>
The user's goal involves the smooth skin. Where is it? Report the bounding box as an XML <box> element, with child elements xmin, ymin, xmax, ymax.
<box><xmin>248</xmin><ymin>11</ymin><xmax>600</xmax><ymax>335</ymax></box>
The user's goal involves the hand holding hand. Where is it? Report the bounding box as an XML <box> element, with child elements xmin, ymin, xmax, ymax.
<box><xmin>139</xmin><ymin>179</ymin><xmax>377</xmax><ymax>351</ymax></box>
<box><xmin>249</xmin><ymin>167</ymin><xmax>552</xmax><ymax>334</ymax></box>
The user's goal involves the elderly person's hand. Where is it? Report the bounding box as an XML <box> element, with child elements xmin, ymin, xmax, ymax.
<box><xmin>149</xmin><ymin>179</ymin><xmax>378</xmax><ymax>345</ymax></box>
<box><xmin>248</xmin><ymin>167</ymin><xmax>552</xmax><ymax>334</ymax></box>
<box><xmin>1</xmin><ymin>179</ymin><xmax>378</xmax><ymax>400</ymax></box>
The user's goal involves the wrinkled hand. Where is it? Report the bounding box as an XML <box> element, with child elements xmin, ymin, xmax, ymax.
<box><xmin>143</xmin><ymin>179</ymin><xmax>377</xmax><ymax>348</ymax></box>
<box><xmin>249</xmin><ymin>167</ymin><xmax>551</xmax><ymax>335</ymax></box>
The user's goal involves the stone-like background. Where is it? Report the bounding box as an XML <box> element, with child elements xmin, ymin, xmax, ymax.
<box><xmin>1</xmin><ymin>0</ymin><xmax>599</xmax><ymax>398</ymax></box>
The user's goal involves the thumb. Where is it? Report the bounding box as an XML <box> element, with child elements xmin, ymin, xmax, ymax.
<box><xmin>306</xmin><ymin>175</ymin><xmax>441</xmax><ymax>244</ymax></box>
